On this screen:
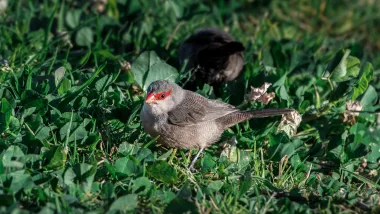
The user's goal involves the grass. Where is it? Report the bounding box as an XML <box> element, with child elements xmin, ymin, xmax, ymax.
<box><xmin>0</xmin><ymin>0</ymin><xmax>380</xmax><ymax>213</ymax></box>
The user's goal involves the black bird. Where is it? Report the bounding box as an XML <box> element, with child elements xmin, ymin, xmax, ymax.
<box><xmin>179</xmin><ymin>28</ymin><xmax>245</xmax><ymax>91</ymax></box>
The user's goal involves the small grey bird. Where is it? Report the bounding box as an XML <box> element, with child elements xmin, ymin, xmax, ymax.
<box><xmin>140</xmin><ymin>80</ymin><xmax>292</xmax><ymax>171</ymax></box>
<box><xmin>179</xmin><ymin>28</ymin><xmax>244</xmax><ymax>89</ymax></box>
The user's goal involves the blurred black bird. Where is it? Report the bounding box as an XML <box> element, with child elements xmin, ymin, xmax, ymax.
<box><xmin>179</xmin><ymin>28</ymin><xmax>245</xmax><ymax>91</ymax></box>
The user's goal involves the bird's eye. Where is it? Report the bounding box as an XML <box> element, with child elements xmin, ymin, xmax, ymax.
<box><xmin>155</xmin><ymin>89</ymin><xmax>172</xmax><ymax>100</ymax></box>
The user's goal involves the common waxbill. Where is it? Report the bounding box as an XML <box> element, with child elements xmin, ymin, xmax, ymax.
<box><xmin>140</xmin><ymin>80</ymin><xmax>293</xmax><ymax>171</ymax></box>
<box><xmin>178</xmin><ymin>28</ymin><xmax>244</xmax><ymax>90</ymax></box>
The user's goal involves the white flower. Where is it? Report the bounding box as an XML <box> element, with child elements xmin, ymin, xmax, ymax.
<box><xmin>246</xmin><ymin>82</ymin><xmax>275</xmax><ymax>104</ymax></box>
<box><xmin>0</xmin><ymin>0</ymin><xmax>8</xmax><ymax>14</ymax></box>
<box><xmin>343</xmin><ymin>100</ymin><xmax>362</xmax><ymax>125</ymax></box>
<box><xmin>277</xmin><ymin>111</ymin><xmax>302</xmax><ymax>137</ymax></box>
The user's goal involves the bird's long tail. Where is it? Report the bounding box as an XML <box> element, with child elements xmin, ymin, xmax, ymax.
<box><xmin>218</xmin><ymin>109</ymin><xmax>294</xmax><ymax>129</ymax></box>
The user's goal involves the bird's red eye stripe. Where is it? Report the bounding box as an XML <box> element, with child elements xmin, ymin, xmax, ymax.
<box><xmin>154</xmin><ymin>89</ymin><xmax>172</xmax><ymax>100</ymax></box>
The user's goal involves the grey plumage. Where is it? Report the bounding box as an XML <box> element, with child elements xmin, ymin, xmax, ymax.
<box><xmin>140</xmin><ymin>80</ymin><xmax>293</xmax><ymax>156</ymax></box>
<box><xmin>178</xmin><ymin>28</ymin><xmax>245</xmax><ymax>87</ymax></box>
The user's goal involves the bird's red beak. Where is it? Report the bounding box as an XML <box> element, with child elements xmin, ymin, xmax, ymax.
<box><xmin>145</xmin><ymin>92</ymin><xmax>156</xmax><ymax>104</ymax></box>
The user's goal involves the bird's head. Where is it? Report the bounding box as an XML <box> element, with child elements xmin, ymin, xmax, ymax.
<box><xmin>143</xmin><ymin>80</ymin><xmax>183</xmax><ymax>113</ymax></box>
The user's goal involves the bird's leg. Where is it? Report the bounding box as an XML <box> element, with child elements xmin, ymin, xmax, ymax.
<box><xmin>188</xmin><ymin>148</ymin><xmax>204</xmax><ymax>172</ymax></box>
<box><xmin>186</xmin><ymin>150</ymin><xmax>192</xmax><ymax>165</ymax></box>
<box><xmin>168</xmin><ymin>148</ymin><xmax>177</xmax><ymax>164</ymax></box>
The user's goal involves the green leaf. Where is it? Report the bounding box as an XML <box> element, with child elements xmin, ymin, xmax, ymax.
<box><xmin>329</xmin><ymin>81</ymin><xmax>353</xmax><ymax>102</ymax></box>
<box><xmin>201</xmin><ymin>153</ymin><xmax>216</xmax><ymax>170</ymax></box>
<box><xmin>0</xmin><ymin>98</ymin><xmax>12</xmax><ymax>133</ymax></box>
<box><xmin>273</xmin><ymin>73</ymin><xmax>287</xmax><ymax>87</ymax></box>
<box><xmin>64</xmin><ymin>167</ymin><xmax>76</xmax><ymax>186</ymax></box>
<box><xmin>109</xmin><ymin>194</ymin><xmax>138</xmax><ymax>212</ymax></box>
<box><xmin>22</xmin><ymin>97</ymin><xmax>48</xmax><ymax>115</ymax></box>
<box><xmin>58</xmin><ymin>78</ymin><xmax>72</xmax><ymax>94</ymax></box>
<box><xmin>95</xmin><ymin>75</ymin><xmax>113</xmax><ymax>92</ymax></box>
<box><xmin>279</xmin><ymin>85</ymin><xmax>289</xmax><ymax>100</ymax></box>
<box><xmin>64</xmin><ymin>163</ymin><xmax>97</xmax><ymax>192</ymax></box>
<box><xmin>157</xmin><ymin>149</ymin><xmax>174</xmax><ymax>161</ymax></box>
<box><xmin>268</xmin><ymin>135</ymin><xmax>303</xmax><ymax>161</ymax></box>
<box><xmin>8</xmin><ymin>116</ymin><xmax>20</xmax><ymax>133</ymax></box>
<box><xmin>360</xmin><ymin>85</ymin><xmax>378</xmax><ymax>107</ymax></box>
<box><xmin>118</xmin><ymin>142</ymin><xmax>135</xmax><ymax>155</ymax></box>
<box><xmin>299</xmin><ymin>100</ymin><xmax>310</xmax><ymax>114</ymax></box>
<box><xmin>75</xmin><ymin>27</ymin><xmax>94</xmax><ymax>47</ymax></box>
<box><xmin>367</xmin><ymin>127</ymin><xmax>380</xmax><ymax>162</ymax></box>
<box><xmin>136</xmin><ymin>148</ymin><xmax>153</xmax><ymax>162</ymax></box>
<box><xmin>95</xmin><ymin>49</ymin><xmax>119</xmax><ymax>60</ymax></box>
<box><xmin>207</xmin><ymin>180</ymin><xmax>224</xmax><ymax>193</ymax></box>
<box><xmin>154</xmin><ymin>190</ymin><xmax>176</xmax><ymax>204</ymax></box>
<box><xmin>56</xmin><ymin>64</ymin><xmax>105</xmax><ymax>108</ymax></box>
<box><xmin>2</xmin><ymin>146</ymin><xmax>24</xmax><ymax>168</ymax></box>
<box><xmin>59</xmin><ymin>122</ymin><xmax>88</xmax><ymax>143</ymax></box>
<box><xmin>220</xmin><ymin>143</ymin><xmax>239</xmax><ymax>163</ymax></box>
<box><xmin>164</xmin><ymin>1</ymin><xmax>183</xmax><ymax>18</ymax></box>
<box><xmin>324</xmin><ymin>49</ymin><xmax>361</xmax><ymax>82</ymax></box>
<box><xmin>21</xmin><ymin>90</ymin><xmax>49</xmax><ymax>114</ymax></box>
<box><xmin>114</xmin><ymin>157</ymin><xmax>138</xmax><ymax>176</ymax></box>
<box><xmin>104</xmin><ymin>161</ymin><xmax>117</xmax><ymax>179</ymax></box>
<box><xmin>239</xmin><ymin>175</ymin><xmax>252</xmax><ymax>197</ymax></box>
<box><xmin>147</xmin><ymin>161</ymin><xmax>178</xmax><ymax>184</ymax></box>
<box><xmin>7</xmin><ymin>170</ymin><xmax>35</xmax><ymax>194</ymax></box>
<box><xmin>101</xmin><ymin>182</ymin><xmax>115</xmax><ymax>199</ymax></box>
<box><xmin>65</xmin><ymin>10</ymin><xmax>81</xmax><ymax>29</ymax></box>
<box><xmin>35</xmin><ymin>126</ymin><xmax>50</xmax><ymax>141</ymax></box>
<box><xmin>131</xmin><ymin>51</ymin><xmax>178</xmax><ymax>90</ymax></box>
<box><xmin>367</xmin><ymin>142</ymin><xmax>380</xmax><ymax>163</ymax></box>
<box><xmin>73</xmin><ymin>163</ymin><xmax>97</xmax><ymax>193</ymax></box>
<box><xmin>45</xmin><ymin>146</ymin><xmax>67</xmax><ymax>170</ymax></box>
<box><xmin>132</xmin><ymin>177</ymin><xmax>152</xmax><ymax>194</ymax></box>
<box><xmin>21</xmin><ymin>107</ymin><xmax>36</xmax><ymax>119</ymax></box>
<box><xmin>352</xmin><ymin>62</ymin><xmax>374</xmax><ymax>101</ymax></box>
<box><xmin>27</xmin><ymin>29</ymin><xmax>45</xmax><ymax>50</ymax></box>
<box><xmin>25</xmin><ymin>114</ymin><xmax>43</xmax><ymax>134</ymax></box>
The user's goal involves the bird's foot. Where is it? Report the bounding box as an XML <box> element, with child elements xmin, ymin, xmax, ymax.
<box><xmin>187</xmin><ymin>148</ymin><xmax>204</xmax><ymax>173</ymax></box>
<box><xmin>188</xmin><ymin>166</ymin><xmax>200</xmax><ymax>173</ymax></box>
<box><xmin>230</xmin><ymin>136</ymin><xmax>238</xmax><ymax>146</ymax></box>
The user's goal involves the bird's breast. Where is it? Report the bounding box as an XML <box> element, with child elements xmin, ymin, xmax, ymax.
<box><xmin>141</xmin><ymin>105</ymin><xmax>224</xmax><ymax>149</ymax></box>
<box><xmin>140</xmin><ymin>105</ymin><xmax>162</xmax><ymax>136</ymax></box>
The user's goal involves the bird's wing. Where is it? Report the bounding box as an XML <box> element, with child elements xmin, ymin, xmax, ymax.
<box><xmin>167</xmin><ymin>91</ymin><xmax>237</xmax><ymax>126</ymax></box>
